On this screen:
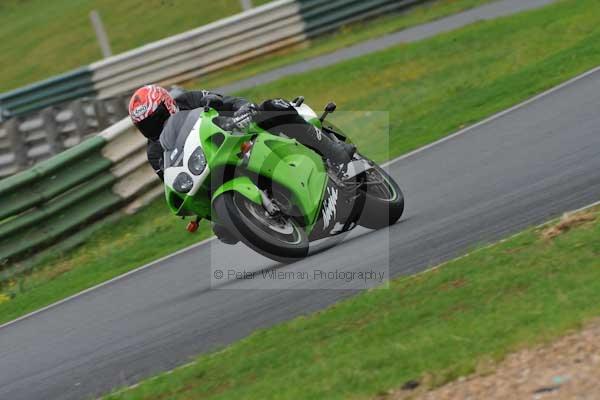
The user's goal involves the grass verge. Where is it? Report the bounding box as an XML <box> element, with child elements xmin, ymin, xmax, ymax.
<box><xmin>0</xmin><ymin>0</ymin><xmax>271</xmax><ymax>92</ymax></box>
<box><xmin>192</xmin><ymin>0</ymin><xmax>496</xmax><ymax>90</ymax></box>
<box><xmin>232</xmin><ymin>0</ymin><xmax>600</xmax><ymax>162</ymax></box>
<box><xmin>102</xmin><ymin>207</ymin><xmax>600</xmax><ymax>399</ymax></box>
<box><xmin>2</xmin><ymin>0</ymin><xmax>600</xmax><ymax>325</ymax></box>
<box><xmin>0</xmin><ymin>0</ymin><xmax>495</xmax><ymax>93</ymax></box>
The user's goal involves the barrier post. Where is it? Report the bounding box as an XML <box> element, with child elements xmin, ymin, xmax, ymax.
<box><xmin>70</xmin><ymin>99</ymin><xmax>91</xmax><ymax>141</ymax></box>
<box><xmin>240</xmin><ymin>0</ymin><xmax>253</xmax><ymax>11</ymax></box>
<box><xmin>41</xmin><ymin>107</ymin><xmax>63</xmax><ymax>154</ymax></box>
<box><xmin>90</xmin><ymin>10</ymin><xmax>113</xmax><ymax>58</ymax></box>
<box><xmin>93</xmin><ymin>100</ymin><xmax>110</xmax><ymax>131</ymax></box>
<box><xmin>5</xmin><ymin>118</ymin><xmax>28</xmax><ymax>168</ymax></box>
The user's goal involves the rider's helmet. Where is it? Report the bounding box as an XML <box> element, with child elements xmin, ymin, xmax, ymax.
<box><xmin>128</xmin><ymin>85</ymin><xmax>178</xmax><ymax>140</ymax></box>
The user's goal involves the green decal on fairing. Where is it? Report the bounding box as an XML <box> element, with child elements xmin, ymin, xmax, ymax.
<box><xmin>212</xmin><ymin>176</ymin><xmax>262</xmax><ymax>205</ymax></box>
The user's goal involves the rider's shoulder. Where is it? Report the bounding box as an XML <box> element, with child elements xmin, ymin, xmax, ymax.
<box><xmin>165</xmin><ymin>108</ymin><xmax>200</xmax><ymax>128</ymax></box>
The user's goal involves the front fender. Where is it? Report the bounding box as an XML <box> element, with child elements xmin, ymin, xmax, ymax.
<box><xmin>211</xmin><ymin>176</ymin><xmax>262</xmax><ymax>206</ymax></box>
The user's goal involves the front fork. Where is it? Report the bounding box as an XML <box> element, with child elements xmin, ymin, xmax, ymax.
<box><xmin>260</xmin><ymin>190</ymin><xmax>280</xmax><ymax>215</ymax></box>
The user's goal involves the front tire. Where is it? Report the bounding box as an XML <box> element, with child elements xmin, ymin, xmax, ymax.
<box><xmin>213</xmin><ymin>192</ymin><xmax>309</xmax><ymax>262</ymax></box>
<box><xmin>357</xmin><ymin>163</ymin><xmax>404</xmax><ymax>229</ymax></box>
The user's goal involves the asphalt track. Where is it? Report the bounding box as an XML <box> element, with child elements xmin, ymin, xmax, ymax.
<box><xmin>3</xmin><ymin>3</ymin><xmax>600</xmax><ymax>400</ymax></box>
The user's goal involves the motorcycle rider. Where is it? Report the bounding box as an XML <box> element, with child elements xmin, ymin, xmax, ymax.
<box><xmin>128</xmin><ymin>84</ymin><xmax>355</xmax><ymax>242</ymax></box>
<box><xmin>128</xmin><ymin>85</ymin><xmax>355</xmax><ymax>180</ymax></box>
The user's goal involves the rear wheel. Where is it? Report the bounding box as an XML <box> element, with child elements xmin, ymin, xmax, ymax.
<box><xmin>213</xmin><ymin>191</ymin><xmax>309</xmax><ymax>262</ymax></box>
<box><xmin>357</xmin><ymin>162</ymin><xmax>404</xmax><ymax>229</ymax></box>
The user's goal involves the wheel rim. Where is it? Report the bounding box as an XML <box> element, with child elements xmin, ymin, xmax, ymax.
<box><xmin>365</xmin><ymin>168</ymin><xmax>398</xmax><ymax>202</ymax></box>
<box><xmin>233</xmin><ymin>194</ymin><xmax>303</xmax><ymax>245</ymax></box>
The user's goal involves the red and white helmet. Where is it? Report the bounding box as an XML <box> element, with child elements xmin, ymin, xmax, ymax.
<box><xmin>128</xmin><ymin>85</ymin><xmax>178</xmax><ymax>140</ymax></box>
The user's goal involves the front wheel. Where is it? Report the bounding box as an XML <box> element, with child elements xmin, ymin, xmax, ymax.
<box><xmin>357</xmin><ymin>162</ymin><xmax>404</xmax><ymax>229</ymax></box>
<box><xmin>213</xmin><ymin>192</ymin><xmax>309</xmax><ymax>262</ymax></box>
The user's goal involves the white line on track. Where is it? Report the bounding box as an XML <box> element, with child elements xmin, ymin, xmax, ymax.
<box><xmin>381</xmin><ymin>64</ymin><xmax>600</xmax><ymax>167</ymax></box>
<box><xmin>2</xmin><ymin>64</ymin><xmax>600</xmax><ymax>332</ymax></box>
<box><xmin>0</xmin><ymin>238</ymin><xmax>216</xmax><ymax>330</ymax></box>
<box><xmin>409</xmin><ymin>199</ymin><xmax>600</xmax><ymax>278</ymax></box>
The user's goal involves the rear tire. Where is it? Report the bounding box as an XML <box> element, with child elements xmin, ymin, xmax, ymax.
<box><xmin>213</xmin><ymin>192</ymin><xmax>309</xmax><ymax>262</ymax></box>
<box><xmin>357</xmin><ymin>163</ymin><xmax>404</xmax><ymax>229</ymax></box>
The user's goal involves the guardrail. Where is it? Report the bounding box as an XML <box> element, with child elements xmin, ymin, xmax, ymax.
<box><xmin>0</xmin><ymin>94</ymin><xmax>131</xmax><ymax>179</ymax></box>
<box><xmin>0</xmin><ymin>117</ymin><xmax>160</xmax><ymax>270</ymax></box>
<box><xmin>0</xmin><ymin>0</ymin><xmax>416</xmax><ymax>117</ymax></box>
<box><xmin>0</xmin><ymin>68</ymin><xmax>94</xmax><ymax>119</ymax></box>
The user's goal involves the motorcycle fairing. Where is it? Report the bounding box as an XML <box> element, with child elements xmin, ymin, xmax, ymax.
<box><xmin>308</xmin><ymin>176</ymin><xmax>363</xmax><ymax>241</ymax></box>
<box><xmin>244</xmin><ymin>134</ymin><xmax>328</xmax><ymax>229</ymax></box>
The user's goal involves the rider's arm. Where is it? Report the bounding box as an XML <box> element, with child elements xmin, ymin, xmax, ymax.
<box><xmin>174</xmin><ymin>90</ymin><xmax>251</xmax><ymax>113</ymax></box>
<box><xmin>174</xmin><ymin>90</ymin><xmax>216</xmax><ymax>110</ymax></box>
<box><xmin>146</xmin><ymin>140</ymin><xmax>164</xmax><ymax>181</ymax></box>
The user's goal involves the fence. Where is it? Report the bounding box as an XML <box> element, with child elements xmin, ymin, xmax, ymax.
<box><xmin>0</xmin><ymin>94</ymin><xmax>130</xmax><ymax>178</ymax></box>
<box><xmin>0</xmin><ymin>0</ymin><xmax>417</xmax><ymax>117</ymax></box>
<box><xmin>0</xmin><ymin>117</ymin><xmax>160</xmax><ymax>269</ymax></box>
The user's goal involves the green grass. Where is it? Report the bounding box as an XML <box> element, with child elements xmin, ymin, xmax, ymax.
<box><xmin>193</xmin><ymin>0</ymin><xmax>497</xmax><ymax>90</ymax></box>
<box><xmin>0</xmin><ymin>0</ymin><xmax>272</xmax><ymax>92</ymax></box>
<box><xmin>103</xmin><ymin>209</ymin><xmax>600</xmax><ymax>400</ymax></box>
<box><xmin>0</xmin><ymin>0</ymin><xmax>490</xmax><ymax>93</ymax></box>
<box><xmin>2</xmin><ymin>0</ymin><xmax>600</xmax><ymax>329</ymax></box>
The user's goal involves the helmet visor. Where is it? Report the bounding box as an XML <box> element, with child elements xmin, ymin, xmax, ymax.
<box><xmin>134</xmin><ymin>102</ymin><xmax>171</xmax><ymax>140</ymax></box>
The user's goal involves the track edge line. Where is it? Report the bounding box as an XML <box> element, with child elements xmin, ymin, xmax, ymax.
<box><xmin>0</xmin><ymin>237</ymin><xmax>217</xmax><ymax>331</ymax></box>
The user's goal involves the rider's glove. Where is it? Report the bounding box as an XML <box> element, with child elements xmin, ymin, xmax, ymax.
<box><xmin>232</xmin><ymin>103</ymin><xmax>259</xmax><ymax>130</ymax></box>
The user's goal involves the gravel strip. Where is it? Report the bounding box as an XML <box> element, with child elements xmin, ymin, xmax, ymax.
<box><xmin>389</xmin><ymin>321</ymin><xmax>600</xmax><ymax>400</ymax></box>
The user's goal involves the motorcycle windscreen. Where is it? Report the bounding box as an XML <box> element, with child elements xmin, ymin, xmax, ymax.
<box><xmin>161</xmin><ymin>109</ymin><xmax>202</xmax><ymax>169</ymax></box>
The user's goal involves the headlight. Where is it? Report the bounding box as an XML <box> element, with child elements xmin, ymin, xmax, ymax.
<box><xmin>188</xmin><ymin>147</ymin><xmax>207</xmax><ymax>175</ymax></box>
<box><xmin>173</xmin><ymin>172</ymin><xmax>193</xmax><ymax>193</ymax></box>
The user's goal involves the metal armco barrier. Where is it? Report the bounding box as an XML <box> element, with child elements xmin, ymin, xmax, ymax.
<box><xmin>0</xmin><ymin>117</ymin><xmax>160</xmax><ymax>266</ymax></box>
<box><xmin>0</xmin><ymin>94</ymin><xmax>130</xmax><ymax>179</ymax></box>
<box><xmin>0</xmin><ymin>0</ymin><xmax>416</xmax><ymax>117</ymax></box>
<box><xmin>0</xmin><ymin>67</ymin><xmax>94</xmax><ymax>119</ymax></box>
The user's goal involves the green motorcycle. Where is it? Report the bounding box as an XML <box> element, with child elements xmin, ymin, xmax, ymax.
<box><xmin>163</xmin><ymin>98</ymin><xmax>404</xmax><ymax>262</ymax></box>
